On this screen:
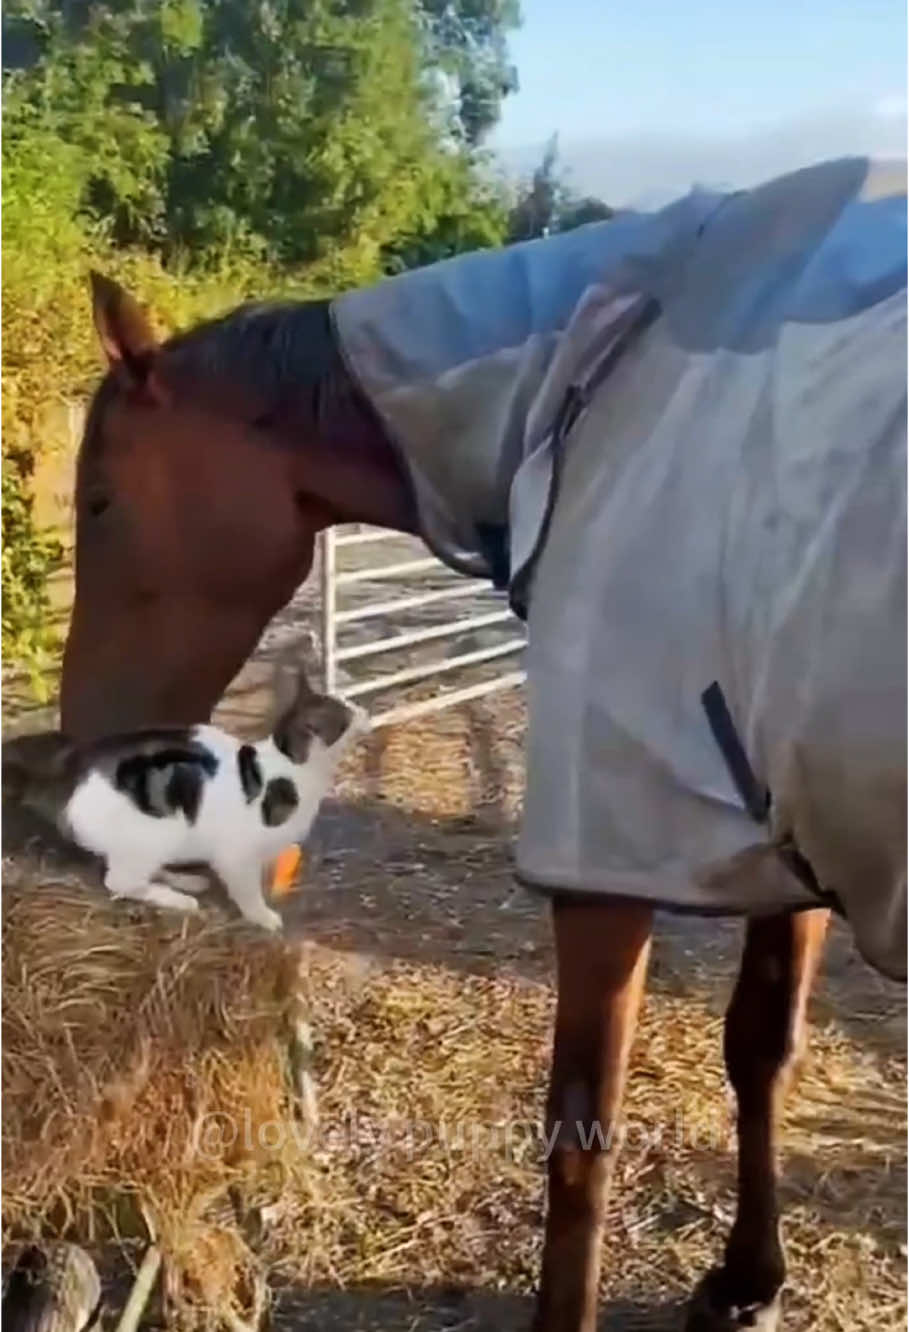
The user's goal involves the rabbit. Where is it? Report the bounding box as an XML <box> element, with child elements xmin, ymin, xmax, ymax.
<box><xmin>3</xmin><ymin>668</ymin><xmax>369</xmax><ymax>932</ymax></box>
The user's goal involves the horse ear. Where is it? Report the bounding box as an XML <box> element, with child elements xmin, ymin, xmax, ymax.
<box><xmin>89</xmin><ymin>271</ymin><xmax>161</xmax><ymax>384</ymax></box>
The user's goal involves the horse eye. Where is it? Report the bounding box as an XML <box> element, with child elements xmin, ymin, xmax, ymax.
<box><xmin>86</xmin><ymin>494</ymin><xmax>110</xmax><ymax>518</ymax></box>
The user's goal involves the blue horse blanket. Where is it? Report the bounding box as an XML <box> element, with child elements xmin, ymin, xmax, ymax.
<box><xmin>333</xmin><ymin>157</ymin><xmax>907</xmax><ymax>981</ymax></box>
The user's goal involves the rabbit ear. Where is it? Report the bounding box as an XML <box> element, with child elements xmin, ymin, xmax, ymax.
<box><xmin>271</xmin><ymin>652</ymin><xmax>316</xmax><ymax>717</ymax></box>
<box><xmin>271</xmin><ymin>660</ymin><xmax>297</xmax><ymax>717</ymax></box>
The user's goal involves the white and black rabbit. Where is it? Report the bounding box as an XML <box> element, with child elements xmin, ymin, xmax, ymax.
<box><xmin>4</xmin><ymin>669</ymin><xmax>368</xmax><ymax>932</ymax></box>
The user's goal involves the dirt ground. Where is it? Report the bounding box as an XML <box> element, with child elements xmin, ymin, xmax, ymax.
<box><xmin>3</xmin><ymin>533</ymin><xmax>906</xmax><ymax>1330</ymax></box>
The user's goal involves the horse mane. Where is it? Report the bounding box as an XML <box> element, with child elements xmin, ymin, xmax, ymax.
<box><xmin>163</xmin><ymin>297</ymin><xmax>344</xmax><ymax>401</ymax></box>
<box><xmin>79</xmin><ymin>293</ymin><xmax>387</xmax><ymax>472</ymax></box>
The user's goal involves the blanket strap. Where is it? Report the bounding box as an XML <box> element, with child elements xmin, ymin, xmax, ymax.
<box><xmin>700</xmin><ymin>681</ymin><xmax>843</xmax><ymax>914</ymax></box>
<box><xmin>701</xmin><ymin>681</ymin><xmax>770</xmax><ymax>823</ymax></box>
<box><xmin>508</xmin><ymin>295</ymin><xmax>662</xmax><ymax>619</ymax></box>
<box><xmin>559</xmin><ymin>295</ymin><xmax>663</xmax><ymax>440</ymax></box>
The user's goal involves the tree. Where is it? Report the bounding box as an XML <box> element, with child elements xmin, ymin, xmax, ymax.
<box><xmin>557</xmin><ymin>195</ymin><xmax>614</xmax><ymax>231</ymax></box>
<box><xmin>507</xmin><ymin>132</ymin><xmax>561</xmax><ymax>241</ymax></box>
<box><xmin>507</xmin><ymin>133</ymin><xmax>613</xmax><ymax>241</ymax></box>
<box><xmin>381</xmin><ymin>149</ymin><xmax>508</xmax><ymax>271</ymax></box>
<box><xmin>418</xmin><ymin>0</ymin><xmax>521</xmax><ymax>144</ymax></box>
<box><xmin>3</xmin><ymin>3</ymin><xmax>171</xmax><ymax>243</ymax></box>
<box><xmin>3</xmin><ymin>0</ymin><xmax>521</xmax><ymax>265</ymax></box>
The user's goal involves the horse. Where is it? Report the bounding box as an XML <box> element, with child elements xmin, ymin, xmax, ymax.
<box><xmin>60</xmin><ymin>156</ymin><xmax>906</xmax><ymax>1332</ymax></box>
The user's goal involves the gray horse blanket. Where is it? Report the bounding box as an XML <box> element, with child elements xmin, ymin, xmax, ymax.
<box><xmin>332</xmin><ymin>157</ymin><xmax>907</xmax><ymax>982</ymax></box>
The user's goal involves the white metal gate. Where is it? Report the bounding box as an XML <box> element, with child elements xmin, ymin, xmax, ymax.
<box><xmin>319</xmin><ymin>527</ymin><xmax>526</xmax><ymax>728</ymax></box>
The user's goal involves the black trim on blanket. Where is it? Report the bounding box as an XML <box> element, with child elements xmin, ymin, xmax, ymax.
<box><xmin>508</xmin><ymin>296</ymin><xmax>663</xmax><ymax>621</ymax></box>
<box><xmin>512</xmin><ymin>872</ymin><xmax>827</xmax><ymax>917</ymax></box>
<box><xmin>700</xmin><ymin>681</ymin><xmax>770</xmax><ymax>823</ymax></box>
<box><xmin>475</xmin><ymin>523</ymin><xmax>511</xmax><ymax>591</ymax></box>
<box><xmin>507</xmin><ymin>383</ymin><xmax>585</xmax><ymax>620</ymax></box>
<box><xmin>776</xmin><ymin>836</ymin><xmax>844</xmax><ymax>915</ymax></box>
<box><xmin>700</xmin><ymin>680</ymin><xmax>844</xmax><ymax>915</ymax></box>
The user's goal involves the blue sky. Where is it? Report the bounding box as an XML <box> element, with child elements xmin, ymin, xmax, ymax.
<box><xmin>492</xmin><ymin>0</ymin><xmax>907</xmax><ymax>203</ymax></box>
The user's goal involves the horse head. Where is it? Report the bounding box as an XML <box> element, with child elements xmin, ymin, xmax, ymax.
<box><xmin>60</xmin><ymin>274</ymin><xmax>409</xmax><ymax>740</ymax></box>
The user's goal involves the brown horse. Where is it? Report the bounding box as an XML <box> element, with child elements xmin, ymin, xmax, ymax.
<box><xmin>60</xmin><ymin>272</ymin><xmax>832</xmax><ymax>1332</ymax></box>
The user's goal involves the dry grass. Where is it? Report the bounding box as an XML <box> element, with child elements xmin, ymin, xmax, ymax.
<box><xmin>3</xmin><ymin>679</ymin><xmax>906</xmax><ymax>1330</ymax></box>
<box><xmin>297</xmin><ymin>954</ymin><xmax>906</xmax><ymax>1330</ymax></box>
<box><xmin>1</xmin><ymin>861</ymin><xmax>322</xmax><ymax>1327</ymax></box>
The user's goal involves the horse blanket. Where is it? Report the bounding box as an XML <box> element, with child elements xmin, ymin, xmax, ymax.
<box><xmin>332</xmin><ymin>157</ymin><xmax>908</xmax><ymax>981</ymax></box>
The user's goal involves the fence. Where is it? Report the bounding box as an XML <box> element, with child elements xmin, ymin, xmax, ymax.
<box><xmin>319</xmin><ymin>526</ymin><xmax>526</xmax><ymax>729</ymax></box>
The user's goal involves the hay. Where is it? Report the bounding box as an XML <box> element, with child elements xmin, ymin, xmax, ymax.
<box><xmin>1</xmin><ymin>859</ymin><xmax>320</xmax><ymax>1328</ymax></box>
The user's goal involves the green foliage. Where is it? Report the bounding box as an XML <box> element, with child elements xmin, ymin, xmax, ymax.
<box><xmin>2</xmin><ymin>113</ymin><xmax>88</xmax><ymax>689</ymax></box>
<box><xmin>2</xmin><ymin>96</ymin><xmax>269</xmax><ymax>687</ymax></box>
<box><xmin>382</xmin><ymin>150</ymin><xmax>509</xmax><ymax>271</ymax></box>
<box><xmin>419</xmin><ymin>0</ymin><xmax>521</xmax><ymax>143</ymax></box>
<box><xmin>2</xmin><ymin>458</ymin><xmax>63</xmax><ymax>700</ymax></box>
<box><xmin>156</xmin><ymin>0</ymin><xmax>458</xmax><ymax>264</ymax></box>
<box><xmin>4</xmin><ymin>5</ymin><xmax>170</xmax><ymax>243</ymax></box>
<box><xmin>2</xmin><ymin>0</ymin><xmax>519</xmax><ymax>692</ymax></box>
<box><xmin>4</xmin><ymin>0</ymin><xmax>520</xmax><ymax>263</ymax></box>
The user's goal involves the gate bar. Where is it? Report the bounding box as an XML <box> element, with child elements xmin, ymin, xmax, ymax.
<box><xmin>332</xmin><ymin>579</ymin><xmax>491</xmax><ymax>625</ymax></box>
<box><xmin>334</xmin><ymin>528</ymin><xmax>402</xmax><ymax>547</ymax></box>
<box><xmin>335</xmin><ymin>610</ymin><xmax>514</xmax><ymax>663</ymax></box>
<box><xmin>368</xmin><ymin>671</ymin><xmax>527</xmax><ymax>730</ymax></box>
<box><xmin>319</xmin><ymin>529</ymin><xmax>337</xmax><ymax>693</ymax></box>
<box><xmin>342</xmin><ymin>637</ymin><xmax>525</xmax><ymax>698</ymax></box>
<box><xmin>334</xmin><ymin>556</ymin><xmax>441</xmax><ymax>586</ymax></box>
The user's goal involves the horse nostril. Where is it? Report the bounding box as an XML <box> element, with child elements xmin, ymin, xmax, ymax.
<box><xmin>87</xmin><ymin>494</ymin><xmax>110</xmax><ymax>517</ymax></box>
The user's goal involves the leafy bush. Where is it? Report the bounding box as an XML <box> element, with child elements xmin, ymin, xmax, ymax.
<box><xmin>0</xmin><ymin>109</ymin><xmax>253</xmax><ymax>689</ymax></box>
<box><xmin>1</xmin><ymin>458</ymin><xmax>64</xmax><ymax>700</ymax></box>
<box><xmin>2</xmin><ymin>114</ymin><xmax>90</xmax><ymax>692</ymax></box>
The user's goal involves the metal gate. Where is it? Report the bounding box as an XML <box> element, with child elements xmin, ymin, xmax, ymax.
<box><xmin>319</xmin><ymin>526</ymin><xmax>526</xmax><ymax>728</ymax></box>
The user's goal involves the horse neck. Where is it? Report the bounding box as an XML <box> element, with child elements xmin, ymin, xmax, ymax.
<box><xmin>299</xmin><ymin>361</ymin><xmax>419</xmax><ymax>535</ymax></box>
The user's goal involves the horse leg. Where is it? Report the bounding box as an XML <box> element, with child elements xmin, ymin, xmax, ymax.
<box><xmin>687</xmin><ymin>907</ymin><xmax>830</xmax><ymax>1332</ymax></box>
<box><xmin>533</xmin><ymin>897</ymin><xmax>653</xmax><ymax>1332</ymax></box>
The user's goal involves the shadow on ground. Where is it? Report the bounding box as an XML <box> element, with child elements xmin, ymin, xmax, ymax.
<box><xmin>93</xmin><ymin>1267</ymin><xmax>685</xmax><ymax>1332</ymax></box>
<box><xmin>266</xmin><ymin>1284</ymin><xmax>685</xmax><ymax>1331</ymax></box>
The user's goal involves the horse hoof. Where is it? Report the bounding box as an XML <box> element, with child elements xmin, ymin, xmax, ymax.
<box><xmin>686</xmin><ymin>1270</ymin><xmax>782</xmax><ymax>1332</ymax></box>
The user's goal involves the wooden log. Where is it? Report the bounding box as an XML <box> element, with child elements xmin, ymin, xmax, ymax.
<box><xmin>2</xmin><ymin>1244</ymin><xmax>102</xmax><ymax>1332</ymax></box>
